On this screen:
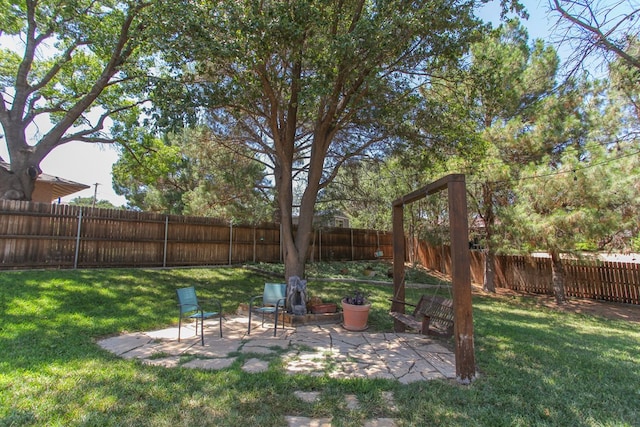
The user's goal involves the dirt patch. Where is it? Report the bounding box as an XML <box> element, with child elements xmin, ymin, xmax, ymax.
<box><xmin>473</xmin><ymin>284</ymin><xmax>640</xmax><ymax>324</ymax></box>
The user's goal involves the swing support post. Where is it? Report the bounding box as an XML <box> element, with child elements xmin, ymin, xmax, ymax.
<box><xmin>391</xmin><ymin>203</ymin><xmax>406</xmax><ymax>327</ymax></box>
<box><xmin>392</xmin><ymin>173</ymin><xmax>476</xmax><ymax>384</ymax></box>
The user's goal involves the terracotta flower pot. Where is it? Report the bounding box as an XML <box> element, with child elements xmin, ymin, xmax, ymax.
<box><xmin>342</xmin><ymin>299</ymin><xmax>371</xmax><ymax>331</ymax></box>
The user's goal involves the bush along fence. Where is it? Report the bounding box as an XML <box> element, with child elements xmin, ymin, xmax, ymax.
<box><xmin>414</xmin><ymin>239</ymin><xmax>640</xmax><ymax>305</ymax></box>
<box><xmin>0</xmin><ymin>200</ymin><xmax>392</xmax><ymax>270</ymax></box>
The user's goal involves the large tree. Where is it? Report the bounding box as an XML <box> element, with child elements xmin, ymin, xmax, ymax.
<box><xmin>151</xmin><ymin>0</ymin><xmax>522</xmax><ymax>279</ymax></box>
<box><xmin>0</xmin><ymin>0</ymin><xmax>155</xmax><ymax>200</ymax></box>
<box><xmin>418</xmin><ymin>20</ymin><xmax>587</xmax><ymax>292</ymax></box>
<box><xmin>506</xmin><ymin>140</ymin><xmax>640</xmax><ymax>303</ymax></box>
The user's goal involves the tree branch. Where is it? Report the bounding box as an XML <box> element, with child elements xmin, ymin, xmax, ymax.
<box><xmin>552</xmin><ymin>0</ymin><xmax>640</xmax><ymax>71</ymax></box>
<box><xmin>57</xmin><ymin>101</ymin><xmax>146</xmax><ymax>145</ymax></box>
<box><xmin>36</xmin><ymin>1</ymin><xmax>152</xmax><ymax>157</ymax></box>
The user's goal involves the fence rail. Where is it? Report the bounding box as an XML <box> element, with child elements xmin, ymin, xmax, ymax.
<box><xmin>0</xmin><ymin>200</ymin><xmax>392</xmax><ymax>269</ymax></box>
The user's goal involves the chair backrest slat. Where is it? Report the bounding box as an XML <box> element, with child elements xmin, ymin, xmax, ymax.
<box><xmin>263</xmin><ymin>283</ymin><xmax>287</xmax><ymax>306</ymax></box>
<box><xmin>177</xmin><ymin>286</ymin><xmax>199</xmax><ymax>313</ymax></box>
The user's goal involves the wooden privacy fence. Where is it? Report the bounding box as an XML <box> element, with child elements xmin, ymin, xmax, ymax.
<box><xmin>4</xmin><ymin>200</ymin><xmax>638</xmax><ymax>305</ymax></box>
<box><xmin>414</xmin><ymin>240</ymin><xmax>640</xmax><ymax>305</ymax></box>
<box><xmin>496</xmin><ymin>256</ymin><xmax>640</xmax><ymax>305</ymax></box>
<box><xmin>0</xmin><ymin>200</ymin><xmax>392</xmax><ymax>270</ymax></box>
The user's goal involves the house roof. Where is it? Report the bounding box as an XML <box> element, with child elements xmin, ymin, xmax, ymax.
<box><xmin>0</xmin><ymin>159</ymin><xmax>90</xmax><ymax>200</ymax></box>
<box><xmin>36</xmin><ymin>172</ymin><xmax>91</xmax><ymax>200</ymax></box>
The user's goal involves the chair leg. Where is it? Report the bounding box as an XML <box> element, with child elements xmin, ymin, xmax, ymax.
<box><xmin>420</xmin><ymin>316</ymin><xmax>431</xmax><ymax>336</ymax></box>
<box><xmin>178</xmin><ymin>315</ymin><xmax>182</xmax><ymax>342</ymax></box>
<box><xmin>219</xmin><ymin>314</ymin><xmax>223</xmax><ymax>338</ymax></box>
<box><xmin>274</xmin><ymin>306</ymin><xmax>279</xmax><ymax>337</ymax></box>
<box><xmin>199</xmin><ymin>310</ymin><xmax>204</xmax><ymax>346</ymax></box>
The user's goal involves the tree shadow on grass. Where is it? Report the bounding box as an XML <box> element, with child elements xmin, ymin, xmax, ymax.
<box><xmin>0</xmin><ymin>267</ymin><xmax>340</xmax><ymax>425</ymax></box>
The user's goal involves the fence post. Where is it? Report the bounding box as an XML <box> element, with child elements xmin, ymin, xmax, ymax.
<box><xmin>253</xmin><ymin>226</ymin><xmax>256</xmax><ymax>263</ymax></box>
<box><xmin>73</xmin><ymin>208</ymin><xmax>83</xmax><ymax>269</ymax></box>
<box><xmin>319</xmin><ymin>228</ymin><xmax>322</xmax><ymax>263</ymax></box>
<box><xmin>163</xmin><ymin>216</ymin><xmax>169</xmax><ymax>268</ymax></box>
<box><xmin>229</xmin><ymin>220</ymin><xmax>233</xmax><ymax>265</ymax></box>
<box><xmin>351</xmin><ymin>229</ymin><xmax>354</xmax><ymax>260</ymax></box>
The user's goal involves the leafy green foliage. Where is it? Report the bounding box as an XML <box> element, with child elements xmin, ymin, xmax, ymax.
<box><xmin>506</xmin><ymin>141</ymin><xmax>640</xmax><ymax>254</ymax></box>
<box><xmin>112</xmin><ymin>126</ymin><xmax>273</xmax><ymax>221</ymax></box>
<box><xmin>148</xmin><ymin>0</ymin><xmax>494</xmax><ymax>277</ymax></box>
<box><xmin>68</xmin><ymin>196</ymin><xmax>122</xmax><ymax>209</ymax></box>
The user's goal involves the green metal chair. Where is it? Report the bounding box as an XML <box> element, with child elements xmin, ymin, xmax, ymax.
<box><xmin>177</xmin><ymin>286</ymin><xmax>223</xmax><ymax>345</ymax></box>
<box><xmin>248</xmin><ymin>283</ymin><xmax>287</xmax><ymax>336</ymax></box>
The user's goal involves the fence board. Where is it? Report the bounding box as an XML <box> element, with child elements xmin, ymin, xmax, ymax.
<box><xmin>0</xmin><ymin>200</ymin><xmax>387</xmax><ymax>270</ymax></box>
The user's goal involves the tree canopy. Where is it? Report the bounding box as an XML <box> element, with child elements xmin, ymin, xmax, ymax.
<box><xmin>112</xmin><ymin>126</ymin><xmax>272</xmax><ymax>222</ymax></box>
<box><xmin>0</xmin><ymin>0</ymin><xmax>156</xmax><ymax>200</ymax></box>
<box><xmin>551</xmin><ymin>0</ymin><xmax>640</xmax><ymax>74</ymax></box>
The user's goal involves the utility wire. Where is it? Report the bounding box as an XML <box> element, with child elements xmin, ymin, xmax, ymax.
<box><xmin>457</xmin><ymin>147</ymin><xmax>640</xmax><ymax>188</ymax></box>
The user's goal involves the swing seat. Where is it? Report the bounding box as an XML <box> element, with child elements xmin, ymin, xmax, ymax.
<box><xmin>389</xmin><ymin>295</ymin><xmax>454</xmax><ymax>337</ymax></box>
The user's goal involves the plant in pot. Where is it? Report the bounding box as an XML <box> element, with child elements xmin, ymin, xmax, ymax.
<box><xmin>342</xmin><ymin>290</ymin><xmax>371</xmax><ymax>331</ymax></box>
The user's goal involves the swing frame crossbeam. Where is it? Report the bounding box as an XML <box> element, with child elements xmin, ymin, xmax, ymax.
<box><xmin>391</xmin><ymin>173</ymin><xmax>476</xmax><ymax>383</ymax></box>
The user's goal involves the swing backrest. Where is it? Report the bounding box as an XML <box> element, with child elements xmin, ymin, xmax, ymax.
<box><xmin>415</xmin><ymin>295</ymin><xmax>454</xmax><ymax>331</ymax></box>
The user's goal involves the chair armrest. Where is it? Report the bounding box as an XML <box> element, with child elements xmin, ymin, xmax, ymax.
<box><xmin>202</xmin><ymin>298</ymin><xmax>223</xmax><ymax>313</ymax></box>
<box><xmin>177</xmin><ymin>302</ymin><xmax>202</xmax><ymax>313</ymax></box>
<box><xmin>249</xmin><ymin>294</ymin><xmax>264</xmax><ymax>308</ymax></box>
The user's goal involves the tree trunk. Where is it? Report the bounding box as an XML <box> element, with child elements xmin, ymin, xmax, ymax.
<box><xmin>550</xmin><ymin>250</ymin><xmax>567</xmax><ymax>304</ymax></box>
<box><xmin>273</xmin><ymin>158</ymin><xmax>305</xmax><ymax>280</ymax></box>
<box><xmin>483</xmin><ymin>249</ymin><xmax>496</xmax><ymax>293</ymax></box>
<box><xmin>273</xmin><ymin>141</ymin><xmax>325</xmax><ymax>281</ymax></box>
<box><xmin>481</xmin><ymin>185</ymin><xmax>496</xmax><ymax>292</ymax></box>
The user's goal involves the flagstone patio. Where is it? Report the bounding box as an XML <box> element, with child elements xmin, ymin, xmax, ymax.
<box><xmin>98</xmin><ymin>315</ymin><xmax>456</xmax><ymax>384</ymax></box>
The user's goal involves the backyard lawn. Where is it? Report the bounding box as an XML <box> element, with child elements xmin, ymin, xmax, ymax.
<box><xmin>1</xmin><ymin>263</ymin><xmax>638</xmax><ymax>426</ymax></box>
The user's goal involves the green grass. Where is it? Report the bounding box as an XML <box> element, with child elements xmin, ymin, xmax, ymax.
<box><xmin>1</xmin><ymin>264</ymin><xmax>639</xmax><ymax>426</ymax></box>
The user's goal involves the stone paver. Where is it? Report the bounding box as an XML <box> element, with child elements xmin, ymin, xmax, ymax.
<box><xmin>98</xmin><ymin>316</ymin><xmax>457</xmax><ymax>384</ymax></box>
<box><xmin>364</xmin><ymin>418</ymin><xmax>398</xmax><ymax>427</ymax></box>
<box><xmin>182</xmin><ymin>357</ymin><xmax>235</xmax><ymax>370</ymax></box>
<box><xmin>141</xmin><ymin>355</ymin><xmax>182</xmax><ymax>368</ymax></box>
<box><xmin>97</xmin><ymin>315</ymin><xmax>459</xmax><ymax>425</ymax></box>
<box><xmin>285</xmin><ymin>416</ymin><xmax>332</xmax><ymax>427</ymax></box>
<box><xmin>381</xmin><ymin>391</ymin><xmax>398</xmax><ymax>412</ymax></box>
<box><xmin>294</xmin><ymin>391</ymin><xmax>321</xmax><ymax>403</ymax></box>
<box><xmin>242</xmin><ymin>357</ymin><xmax>270</xmax><ymax>373</ymax></box>
<box><xmin>98</xmin><ymin>333</ymin><xmax>153</xmax><ymax>356</ymax></box>
<box><xmin>345</xmin><ymin>394</ymin><xmax>359</xmax><ymax>410</ymax></box>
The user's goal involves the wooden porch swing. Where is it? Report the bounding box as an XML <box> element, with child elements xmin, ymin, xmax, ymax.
<box><xmin>391</xmin><ymin>174</ymin><xmax>476</xmax><ymax>383</ymax></box>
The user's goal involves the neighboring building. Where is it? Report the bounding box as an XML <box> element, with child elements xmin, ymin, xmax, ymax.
<box><xmin>0</xmin><ymin>160</ymin><xmax>90</xmax><ymax>203</ymax></box>
<box><xmin>32</xmin><ymin>172</ymin><xmax>90</xmax><ymax>203</ymax></box>
<box><xmin>328</xmin><ymin>214</ymin><xmax>350</xmax><ymax>228</ymax></box>
<box><xmin>292</xmin><ymin>212</ymin><xmax>350</xmax><ymax>228</ymax></box>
